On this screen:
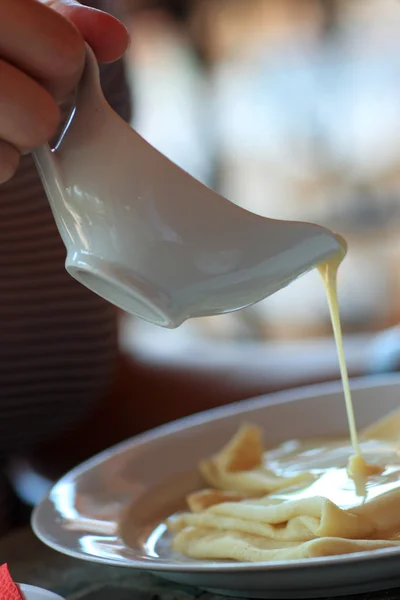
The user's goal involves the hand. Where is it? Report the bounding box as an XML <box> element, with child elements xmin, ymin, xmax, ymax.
<box><xmin>0</xmin><ymin>0</ymin><xmax>130</xmax><ymax>184</ymax></box>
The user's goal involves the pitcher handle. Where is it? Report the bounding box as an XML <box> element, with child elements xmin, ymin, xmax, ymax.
<box><xmin>33</xmin><ymin>44</ymin><xmax>105</xmax><ymax>185</ymax></box>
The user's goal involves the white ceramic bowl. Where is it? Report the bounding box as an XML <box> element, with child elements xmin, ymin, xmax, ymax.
<box><xmin>34</xmin><ymin>46</ymin><xmax>341</xmax><ymax>329</ymax></box>
<box><xmin>18</xmin><ymin>584</ymin><xmax>64</xmax><ymax>600</ymax></box>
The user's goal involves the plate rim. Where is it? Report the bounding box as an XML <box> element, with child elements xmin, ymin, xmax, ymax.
<box><xmin>32</xmin><ymin>373</ymin><xmax>400</xmax><ymax>573</ymax></box>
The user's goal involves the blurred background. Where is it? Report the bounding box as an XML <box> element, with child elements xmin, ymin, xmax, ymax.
<box><xmin>13</xmin><ymin>0</ymin><xmax>400</xmax><ymax>511</ymax></box>
<box><xmin>15</xmin><ymin>0</ymin><xmax>400</xmax><ymax>524</ymax></box>
<box><xmin>119</xmin><ymin>0</ymin><xmax>400</xmax><ymax>386</ymax></box>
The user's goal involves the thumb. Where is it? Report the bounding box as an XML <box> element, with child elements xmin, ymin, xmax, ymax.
<box><xmin>43</xmin><ymin>1</ymin><xmax>130</xmax><ymax>63</ymax></box>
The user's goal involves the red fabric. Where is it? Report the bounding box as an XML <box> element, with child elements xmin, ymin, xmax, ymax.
<box><xmin>0</xmin><ymin>564</ymin><xmax>23</xmax><ymax>600</ymax></box>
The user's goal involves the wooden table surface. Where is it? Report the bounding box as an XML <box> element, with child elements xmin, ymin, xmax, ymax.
<box><xmin>0</xmin><ymin>527</ymin><xmax>207</xmax><ymax>599</ymax></box>
<box><xmin>2</xmin><ymin>527</ymin><xmax>400</xmax><ymax>600</ymax></box>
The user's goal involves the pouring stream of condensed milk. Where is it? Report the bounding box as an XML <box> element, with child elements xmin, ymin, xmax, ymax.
<box><xmin>318</xmin><ymin>238</ymin><xmax>361</xmax><ymax>456</ymax></box>
<box><xmin>318</xmin><ymin>238</ymin><xmax>383</xmax><ymax>491</ymax></box>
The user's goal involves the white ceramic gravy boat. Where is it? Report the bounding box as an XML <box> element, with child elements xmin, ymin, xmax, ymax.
<box><xmin>33</xmin><ymin>47</ymin><xmax>341</xmax><ymax>328</ymax></box>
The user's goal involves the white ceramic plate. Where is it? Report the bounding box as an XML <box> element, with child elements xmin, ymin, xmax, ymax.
<box><xmin>19</xmin><ymin>584</ymin><xmax>64</xmax><ymax>599</ymax></box>
<box><xmin>32</xmin><ymin>375</ymin><xmax>400</xmax><ymax>599</ymax></box>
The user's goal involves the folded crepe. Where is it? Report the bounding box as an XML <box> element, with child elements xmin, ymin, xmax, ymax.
<box><xmin>172</xmin><ymin>528</ymin><xmax>400</xmax><ymax>562</ymax></box>
<box><xmin>199</xmin><ymin>425</ymin><xmax>314</xmax><ymax>495</ymax></box>
<box><xmin>168</xmin><ymin>416</ymin><xmax>400</xmax><ymax>563</ymax></box>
